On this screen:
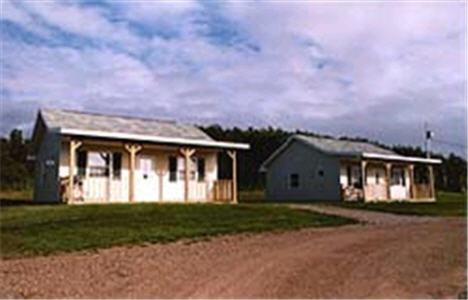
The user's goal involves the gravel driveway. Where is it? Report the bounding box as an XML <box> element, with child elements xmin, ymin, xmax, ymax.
<box><xmin>288</xmin><ymin>204</ymin><xmax>438</xmax><ymax>225</ymax></box>
<box><xmin>0</xmin><ymin>207</ymin><xmax>466</xmax><ymax>299</ymax></box>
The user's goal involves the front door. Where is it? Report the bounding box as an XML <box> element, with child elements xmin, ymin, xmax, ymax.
<box><xmin>136</xmin><ymin>156</ymin><xmax>158</xmax><ymax>202</ymax></box>
<box><xmin>390</xmin><ymin>167</ymin><xmax>408</xmax><ymax>199</ymax></box>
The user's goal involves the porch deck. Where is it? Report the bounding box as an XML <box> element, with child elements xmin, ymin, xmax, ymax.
<box><xmin>61</xmin><ymin>137</ymin><xmax>241</xmax><ymax>204</ymax></box>
<box><xmin>341</xmin><ymin>158</ymin><xmax>436</xmax><ymax>202</ymax></box>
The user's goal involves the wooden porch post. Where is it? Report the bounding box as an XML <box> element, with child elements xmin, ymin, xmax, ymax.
<box><xmin>157</xmin><ymin>170</ymin><xmax>166</xmax><ymax>202</ymax></box>
<box><xmin>108</xmin><ymin>153</ymin><xmax>113</xmax><ymax>202</ymax></box>
<box><xmin>428</xmin><ymin>165</ymin><xmax>435</xmax><ymax>199</ymax></box>
<box><xmin>125</xmin><ymin>144</ymin><xmax>142</xmax><ymax>202</ymax></box>
<box><xmin>408</xmin><ymin>164</ymin><xmax>415</xmax><ymax>199</ymax></box>
<box><xmin>68</xmin><ymin>140</ymin><xmax>82</xmax><ymax>203</ymax></box>
<box><xmin>361</xmin><ymin>160</ymin><xmax>367</xmax><ymax>201</ymax></box>
<box><xmin>180</xmin><ymin>148</ymin><xmax>195</xmax><ymax>203</ymax></box>
<box><xmin>227</xmin><ymin>150</ymin><xmax>238</xmax><ymax>204</ymax></box>
<box><xmin>385</xmin><ymin>163</ymin><xmax>392</xmax><ymax>200</ymax></box>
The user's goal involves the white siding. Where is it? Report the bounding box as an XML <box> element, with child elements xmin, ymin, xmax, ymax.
<box><xmin>58</xmin><ymin>144</ymin><xmax>218</xmax><ymax>203</ymax></box>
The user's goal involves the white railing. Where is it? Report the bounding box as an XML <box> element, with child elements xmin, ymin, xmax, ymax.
<box><xmin>188</xmin><ymin>181</ymin><xmax>208</xmax><ymax>201</ymax></box>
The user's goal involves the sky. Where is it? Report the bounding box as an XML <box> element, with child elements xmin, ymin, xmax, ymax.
<box><xmin>1</xmin><ymin>0</ymin><xmax>466</xmax><ymax>156</ymax></box>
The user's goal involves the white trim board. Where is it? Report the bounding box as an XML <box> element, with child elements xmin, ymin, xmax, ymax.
<box><xmin>60</xmin><ymin>128</ymin><xmax>250</xmax><ymax>150</ymax></box>
<box><xmin>362</xmin><ymin>152</ymin><xmax>442</xmax><ymax>164</ymax></box>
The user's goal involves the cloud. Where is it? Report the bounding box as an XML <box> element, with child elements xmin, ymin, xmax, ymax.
<box><xmin>1</xmin><ymin>0</ymin><xmax>466</xmax><ymax>156</ymax></box>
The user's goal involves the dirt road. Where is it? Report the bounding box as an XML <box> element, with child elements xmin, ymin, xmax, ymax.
<box><xmin>0</xmin><ymin>208</ymin><xmax>466</xmax><ymax>298</ymax></box>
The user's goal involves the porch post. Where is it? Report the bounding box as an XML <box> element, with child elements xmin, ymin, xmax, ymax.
<box><xmin>428</xmin><ymin>165</ymin><xmax>435</xmax><ymax>199</ymax></box>
<box><xmin>125</xmin><ymin>144</ymin><xmax>142</xmax><ymax>202</ymax></box>
<box><xmin>361</xmin><ymin>160</ymin><xmax>367</xmax><ymax>201</ymax></box>
<box><xmin>108</xmin><ymin>153</ymin><xmax>113</xmax><ymax>202</ymax></box>
<box><xmin>157</xmin><ymin>170</ymin><xmax>165</xmax><ymax>202</ymax></box>
<box><xmin>408</xmin><ymin>164</ymin><xmax>415</xmax><ymax>199</ymax></box>
<box><xmin>180</xmin><ymin>148</ymin><xmax>195</xmax><ymax>203</ymax></box>
<box><xmin>227</xmin><ymin>150</ymin><xmax>238</xmax><ymax>203</ymax></box>
<box><xmin>385</xmin><ymin>163</ymin><xmax>392</xmax><ymax>200</ymax></box>
<box><xmin>68</xmin><ymin>140</ymin><xmax>82</xmax><ymax>203</ymax></box>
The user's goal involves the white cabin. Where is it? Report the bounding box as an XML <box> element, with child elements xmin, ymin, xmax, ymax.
<box><xmin>31</xmin><ymin>109</ymin><xmax>249</xmax><ymax>204</ymax></box>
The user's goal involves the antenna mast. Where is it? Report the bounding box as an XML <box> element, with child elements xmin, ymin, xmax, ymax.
<box><xmin>424</xmin><ymin>122</ymin><xmax>433</xmax><ymax>159</ymax></box>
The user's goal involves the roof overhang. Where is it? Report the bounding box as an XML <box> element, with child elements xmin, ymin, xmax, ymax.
<box><xmin>362</xmin><ymin>152</ymin><xmax>442</xmax><ymax>164</ymax></box>
<box><xmin>259</xmin><ymin>136</ymin><xmax>295</xmax><ymax>172</ymax></box>
<box><xmin>60</xmin><ymin>128</ymin><xmax>250</xmax><ymax>150</ymax></box>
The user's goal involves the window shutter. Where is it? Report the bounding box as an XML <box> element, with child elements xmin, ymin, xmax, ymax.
<box><xmin>112</xmin><ymin>152</ymin><xmax>122</xmax><ymax>178</ymax></box>
<box><xmin>169</xmin><ymin>156</ymin><xmax>177</xmax><ymax>182</ymax></box>
<box><xmin>197</xmin><ymin>158</ymin><xmax>205</xmax><ymax>181</ymax></box>
<box><xmin>77</xmin><ymin>151</ymin><xmax>87</xmax><ymax>176</ymax></box>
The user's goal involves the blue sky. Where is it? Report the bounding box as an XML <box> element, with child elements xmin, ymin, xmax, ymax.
<box><xmin>1</xmin><ymin>0</ymin><xmax>466</xmax><ymax>156</ymax></box>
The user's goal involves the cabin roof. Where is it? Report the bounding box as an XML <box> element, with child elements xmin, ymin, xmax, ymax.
<box><xmin>260</xmin><ymin>134</ymin><xmax>441</xmax><ymax>171</ymax></box>
<box><xmin>41</xmin><ymin>109</ymin><xmax>213</xmax><ymax>141</ymax></box>
<box><xmin>294</xmin><ymin>134</ymin><xmax>396</xmax><ymax>156</ymax></box>
<box><xmin>37</xmin><ymin>109</ymin><xmax>249</xmax><ymax>150</ymax></box>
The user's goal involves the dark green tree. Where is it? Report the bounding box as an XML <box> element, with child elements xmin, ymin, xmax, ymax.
<box><xmin>0</xmin><ymin>129</ymin><xmax>33</xmax><ymax>190</ymax></box>
<box><xmin>0</xmin><ymin>127</ymin><xmax>466</xmax><ymax>193</ymax></box>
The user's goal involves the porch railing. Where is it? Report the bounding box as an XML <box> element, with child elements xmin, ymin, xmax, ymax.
<box><xmin>341</xmin><ymin>186</ymin><xmax>364</xmax><ymax>201</ymax></box>
<box><xmin>364</xmin><ymin>184</ymin><xmax>387</xmax><ymax>201</ymax></box>
<box><xmin>213</xmin><ymin>180</ymin><xmax>233</xmax><ymax>202</ymax></box>
<box><xmin>414</xmin><ymin>184</ymin><xmax>431</xmax><ymax>199</ymax></box>
<box><xmin>189</xmin><ymin>181</ymin><xmax>209</xmax><ymax>201</ymax></box>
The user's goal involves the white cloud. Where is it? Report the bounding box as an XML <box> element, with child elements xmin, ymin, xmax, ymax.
<box><xmin>17</xmin><ymin>0</ymin><xmax>144</xmax><ymax>51</ymax></box>
<box><xmin>1</xmin><ymin>1</ymin><xmax>465</xmax><ymax>155</ymax></box>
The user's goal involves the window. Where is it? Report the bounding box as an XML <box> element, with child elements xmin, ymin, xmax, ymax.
<box><xmin>112</xmin><ymin>152</ymin><xmax>122</xmax><ymax>179</ymax></box>
<box><xmin>170</xmin><ymin>156</ymin><xmax>205</xmax><ymax>181</ymax></box>
<box><xmin>289</xmin><ymin>173</ymin><xmax>299</xmax><ymax>188</ymax></box>
<box><xmin>391</xmin><ymin>168</ymin><xmax>406</xmax><ymax>186</ymax></box>
<box><xmin>350</xmin><ymin>166</ymin><xmax>362</xmax><ymax>188</ymax></box>
<box><xmin>169</xmin><ymin>156</ymin><xmax>177</xmax><ymax>182</ymax></box>
<box><xmin>88</xmin><ymin>152</ymin><xmax>109</xmax><ymax>177</ymax></box>
<box><xmin>77</xmin><ymin>151</ymin><xmax>87</xmax><ymax>176</ymax></box>
<box><xmin>197</xmin><ymin>158</ymin><xmax>205</xmax><ymax>182</ymax></box>
<box><xmin>346</xmin><ymin>166</ymin><xmax>352</xmax><ymax>186</ymax></box>
<box><xmin>178</xmin><ymin>157</ymin><xmax>197</xmax><ymax>180</ymax></box>
<box><xmin>317</xmin><ymin>169</ymin><xmax>324</xmax><ymax>177</ymax></box>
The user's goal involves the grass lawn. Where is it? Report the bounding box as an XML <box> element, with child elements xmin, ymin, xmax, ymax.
<box><xmin>239</xmin><ymin>190</ymin><xmax>265</xmax><ymax>203</ymax></box>
<box><xmin>0</xmin><ymin>189</ymin><xmax>33</xmax><ymax>201</ymax></box>
<box><xmin>337</xmin><ymin>191</ymin><xmax>466</xmax><ymax>217</ymax></box>
<box><xmin>0</xmin><ymin>203</ymin><xmax>354</xmax><ymax>259</ymax></box>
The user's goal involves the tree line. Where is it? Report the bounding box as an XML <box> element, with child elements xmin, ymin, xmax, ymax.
<box><xmin>0</xmin><ymin>127</ymin><xmax>466</xmax><ymax>193</ymax></box>
<box><xmin>201</xmin><ymin>125</ymin><xmax>467</xmax><ymax>193</ymax></box>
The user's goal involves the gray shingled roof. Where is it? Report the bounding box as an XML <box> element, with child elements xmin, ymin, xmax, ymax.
<box><xmin>40</xmin><ymin>109</ymin><xmax>213</xmax><ymax>141</ymax></box>
<box><xmin>295</xmin><ymin>134</ymin><xmax>396</xmax><ymax>156</ymax></box>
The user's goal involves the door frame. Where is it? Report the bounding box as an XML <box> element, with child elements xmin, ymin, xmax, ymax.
<box><xmin>136</xmin><ymin>155</ymin><xmax>158</xmax><ymax>202</ymax></box>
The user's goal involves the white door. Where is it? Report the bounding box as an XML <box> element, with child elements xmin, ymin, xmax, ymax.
<box><xmin>390</xmin><ymin>167</ymin><xmax>408</xmax><ymax>200</ymax></box>
<box><xmin>136</xmin><ymin>156</ymin><xmax>158</xmax><ymax>202</ymax></box>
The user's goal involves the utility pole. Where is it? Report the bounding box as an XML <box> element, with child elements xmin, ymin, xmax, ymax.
<box><xmin>424</xmin><ymin>122</ymin><xmax>433</xmax><ymax>159</ymax></box>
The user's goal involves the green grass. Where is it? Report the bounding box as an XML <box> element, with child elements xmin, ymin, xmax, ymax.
<box><xmin>0</xmin><ymin>203</ymin><xmax>354</xmax><ymax>259</ymax></box>
<box><xmin>337</xmin><ymin>191</ymin><xmax>466</xmax><ymax>217</ymax></box>
<box><xmin>0</xmin><ymin>189</ymin><xmax>33</xmax><ymax>201</ymax></box>
<box><xmin>239</xmin><ymin>189</ymin><xmax>265</xmax><ymax>203</ymax></box>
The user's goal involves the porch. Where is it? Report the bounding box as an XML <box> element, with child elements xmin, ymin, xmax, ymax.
<box><xmin>340</xmin><ymin>158</ymin><xmax>436</xmax><ymax>202</ymax></box>
<box><xmin>61</xmin><ymin>138</ymin><xmax>239</xmax><ymax>204</ymax></box>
